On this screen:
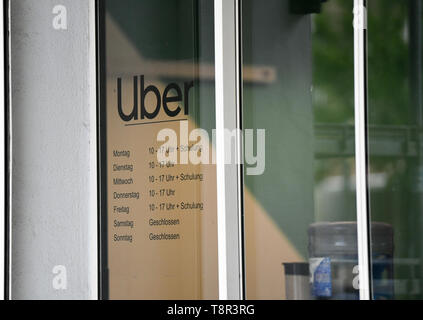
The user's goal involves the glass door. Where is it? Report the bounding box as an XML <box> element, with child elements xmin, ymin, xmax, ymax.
<box><xmin>240</xmin><ymin>0</ymin><xmax>365</xmax><ymax>300</ymax></box>
<box><xmin>98</xmin><ymin>0</ymin><xmax>218</xmax><ymax>300</ymax></box>
<box><xmin>367</xmin><ymin>0</ymin><xmax>423</xmax><ymax>300</ymax></box>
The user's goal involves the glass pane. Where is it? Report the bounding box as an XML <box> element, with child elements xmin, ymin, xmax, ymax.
<box><xmin>367</xmin><ymin>0</ymin><xmax>423</xmax><ymax>300</ymax></box>
<box><xmin>242</xmin><ymin>0</ymin><xmax>362</xmax><ymax>300</ymax></box>
<box><xmin>100</xmin><ymin>0</ymin><xmax>218</xmax><ymax>299</ymax></box>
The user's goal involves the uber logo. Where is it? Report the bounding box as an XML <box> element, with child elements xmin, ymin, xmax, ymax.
<box><xmin>52</xmin><ymin>265</ymin><xmax>68</xmax><ymax>290</ymax></box>
<box><xmin>52</xmin><ymin>5</ymin><xmax>68</xmax><ymax>30</ymax></box>
<box><xmin>117</xmin><ymin>75</ymin><xmax>194</xmax><ymax>122</ymax></box>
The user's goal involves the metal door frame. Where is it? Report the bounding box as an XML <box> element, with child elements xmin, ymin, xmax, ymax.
<box><xmin>1</xmin><ymin>0</ymin><xmax>8</xmax><ymax>301</ymax></box>
<box><xmin>93</xmin><ymin>0</ymin><xmax>373</xmax><ymax>301</ymax></box>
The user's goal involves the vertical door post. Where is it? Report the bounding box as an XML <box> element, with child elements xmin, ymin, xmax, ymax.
<box><xmin>214</xmin><ymin>0</ymin><xmax>244</xmax><ymax>300</ymax></box>
<box><xmin>353</xmin><ymin>0</ymin><xmax>372</xmax><ymax>300</ymax></box>
<box><xmin>0</xmin><ymin>0</ymin><xmax>6</xmax><ymax>301</ymax></box>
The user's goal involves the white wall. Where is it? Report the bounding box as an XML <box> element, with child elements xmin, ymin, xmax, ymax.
<box><xmin>9</xmin><ymin>0</ymin><xmax>97</xmax><ymax>299</ymax></box>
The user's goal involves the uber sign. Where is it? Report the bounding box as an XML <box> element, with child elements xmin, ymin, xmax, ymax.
<box><xmin>117</xmin><ymin>75</ymin><xmax>194</xmax><ymax>122</ymax></box>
